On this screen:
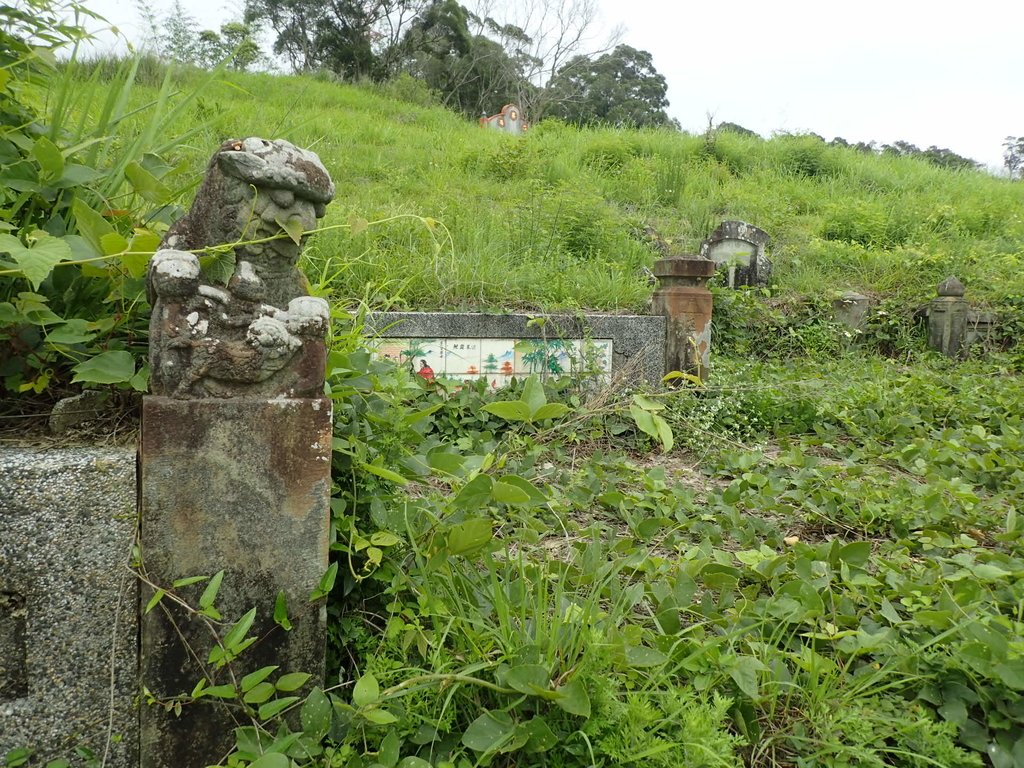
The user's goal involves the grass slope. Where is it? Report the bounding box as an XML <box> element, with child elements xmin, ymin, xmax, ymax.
<box><xmin>115</xmin><ymin>68</ymin><xmax>1024</xmax><ymax>315</ymax></box>
<box><xmin>4</xmin><ymin>59</ymin><xmax>1015</xmax><ymax>768</ymax></box>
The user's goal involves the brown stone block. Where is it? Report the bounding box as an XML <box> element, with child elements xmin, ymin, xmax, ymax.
<box><xmin>652</xmin><ymin>257</ymin><xmax>717</xmax><ymax>280</ymax></box>
<box><xmin>139</xmin><ymin>396</ymin><xmax>331</xmax><ymax>768</ymax></box>
<box><xmin>651</xmin><ymin>258</ymin><xmax>715</xmax><ymax>381</ymax></box>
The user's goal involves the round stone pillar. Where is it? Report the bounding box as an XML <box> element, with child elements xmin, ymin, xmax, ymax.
<box><xmin>651</xmin><ymin>256</ymin><xmax>716</xmax><ymax>381</ymax></box>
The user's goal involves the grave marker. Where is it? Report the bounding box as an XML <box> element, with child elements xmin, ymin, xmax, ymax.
<box><xmin>700</xmin><ymin>220</ymin><xmax>771</xmax><ymax>288</ymax></box>
<box><xmin>651</xmin><ymin>256</ymin><xmax>716</xmax><ymax>381</ymax></box>
<box><xmin>928</xmin><ymin>276</ymin><xmax>969</xmax><ymax>358</ymax></box>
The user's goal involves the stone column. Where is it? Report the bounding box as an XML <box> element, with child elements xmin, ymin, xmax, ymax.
<box><xmin>651</xmin><ymin>257</ymin><xmax>716</xmax><ymax>381</ymax></box>
<box><xmin>139</xmin><ymin>399</ymin><xmax>331</xmax><ymax>768</ymax></box>
<box><xmin>928</xmin><ymin>276</ymin><xmax>969</xmax><ymax>358</ymax></box>
<box><xmin>139</xmin><ymin>138</ymin><xmax>335</xmax><ymax>768</ymax></box>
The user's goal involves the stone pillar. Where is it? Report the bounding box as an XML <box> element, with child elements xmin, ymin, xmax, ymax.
<box><xmin>651</xmin><ymin>256</ymin><xmax>716</xmax><ymax>381</ymax></box>
<box><xmin>928</xmin><ymin>276</ymin><xmax>969</xmax><ymax>358</ymax></box>
<box><xmin>139</xmin><ymin>398</ymin><xmax>331</xmax><ymax>768</ymax></box>
<box><xmin>139</xmin><ymin>137</ymin><xmax>335</xmax><ymax>768</ymax></box>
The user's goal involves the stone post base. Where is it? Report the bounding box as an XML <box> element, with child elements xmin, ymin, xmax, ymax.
<box><xmin>139</xmin><ymin>397</ymin><xmax>331</xmax><ymax>768</ymax></box>
<box><xmin>928</xmin><ymin>297</ymin><xmax>969</xmax><ymax>358</ymax></box>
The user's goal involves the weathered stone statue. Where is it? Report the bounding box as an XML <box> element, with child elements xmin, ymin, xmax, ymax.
<box><xmin>140</xmin><ymin>138</ymin><xmax>334</xmax><ymax>768</ymax></box>
<box><xmin>147</xmin><ymin>137</ymin><xmax>334</xmax><ymax>398</ymax></box>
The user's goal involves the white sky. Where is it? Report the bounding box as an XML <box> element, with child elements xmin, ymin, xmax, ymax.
<box><xmin>81</xmin><ymin>0</ymin><xmax>1023</xmax><ymax>170</ymax></box>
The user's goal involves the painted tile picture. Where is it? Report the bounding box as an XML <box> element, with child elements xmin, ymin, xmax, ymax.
<box><xmin>372</xmin><ymin>337</ymin><xmax>613</xmax><ymax>387</ymax></box>
<box><xmin>376</xmin><ymin>338</ymin><xmax>443</xmax><ymax>382</ymax></box>
<box><xmin>442</xmin><ymin>338</ymin><xmax>482</xmax><ymax>378</ymax></box>
<box><xmin>479</xmin><ymin>339</ymin><xmax>516</xmax><ymax>389</ymax></box>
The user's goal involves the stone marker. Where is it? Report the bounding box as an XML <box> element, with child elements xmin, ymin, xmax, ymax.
<box><xmin>965</xmin><ymin>309</ymin><xmax>997</xmax><ymax>348</ymax></box>
<box><xmin>699</xmin><ymin>220</ymin><xmax>771</xmax><ymax>288</ymax></box>
<box><xmin>927</xmin><ymin>276</ymin><xmax>969</xmax><ymax>358</ymax></box>
<box><xmin>832</xmin><ymin>291</ymin><xmax>870</xmax><ymax>333</ymax></box>
<box><xmin>0</xmin><ymin>448</ymin><xmax>138</xmax><ymax>767</ymax></box>
<box><xmin>47</xmin><ymin>389</ymin><xmax>110</xmax><ymax>434</ymax></box>
<box><xmin>651</xmin><ymin>256</ymin><xmax>716</xmax><ymax>381</ymax></box>
<box><xmin>140</xmin><ymin>138</ymin><xmax>334</xmax><ymax>768</ymax></box>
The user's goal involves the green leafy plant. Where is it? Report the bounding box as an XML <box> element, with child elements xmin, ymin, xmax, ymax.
<box><xmin>480</xmin><ymin>373</ymin><xmax>570</xmax><ymax>426</ymax></box>
<box><xmin>0</xmin><ymin>3</ymin><xmax>223</xmax><ymax>396</ymax></box>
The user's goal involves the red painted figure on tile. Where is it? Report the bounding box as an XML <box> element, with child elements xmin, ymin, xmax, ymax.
<box><xmin>416</xmin><ymin>359</ymin><xmax>435</xmax><ymax>382</ymax></box>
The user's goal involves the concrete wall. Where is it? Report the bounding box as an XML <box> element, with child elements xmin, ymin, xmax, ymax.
<box><xmin>364</xmin><ymin>311</ymin><xmax>666</xmax><ymax>385</ymax></box>
<box><xmin>0</xmin><ymin>447</ymin><xmax>138</xmax><ymax>767</ymax></box>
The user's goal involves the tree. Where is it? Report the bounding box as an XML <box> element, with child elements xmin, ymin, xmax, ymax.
<box><xmin>387</xmin><ymin>0</ymin><xmax>546</xmax><ymax>118</ymax></box>
<box><xmin>881</xmin><ymin>140</ymin><xmax>979</xmax><ymax>171</ymax></box>
<box><xmin>1004</xmin><ymin>136</ymin><xmax>1024</xmax><ymax>179</ymax></box>
<box><xmin>244</xmin><ymin>0</ymin><xmax>425</xmax><ymax>78</ymax></box>
<box><xmin>161</xmin><ymin>0</ymin><xmax>200</xmax><ymax>63</ymax></box>
<box><xmin>159</xmin><ymin>4</ymin><xmax>261</xmax><ymax>71</ymax></box>
<box><xmin>465</xmin><ymin>0</ymin><xmax>620</xmax><ymax>118</ymax></box>
<box><xmin>918</xmin><ymin>145</ymin><xmax>979</xmax><ymax>172</ymax></box>
<box><xmin>397</xmin><ymin>0</ymin><xmax>473</xmax><ymax>99</ymax></box>
<box><xmin>194</xmin><ymin>22</ymin><xmax>262</xmax><ymax>70</ymax></box>
<box><xmin>717</xmin><ymin>122</ymin><xmax>760</xmax><ymax>138</ymax></box>
<box><xmin>544</xmin><ymin>44</ymin><xmax>671</xmax><ymax>128</ymax></box>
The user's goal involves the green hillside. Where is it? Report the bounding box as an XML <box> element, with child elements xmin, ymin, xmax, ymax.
<box><xmin>4</xmin><ymin>57</ymin><xmax>1024</xmax><ymax>400</ymax></box>
<box><xmin>127</xmin><ymin>69</ymin><xmax>1024</xmax><ymax>314</ymax></box>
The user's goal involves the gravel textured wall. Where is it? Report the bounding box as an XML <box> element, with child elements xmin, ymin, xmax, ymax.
<box><xmin>0</xmin><ymin>447</ymin><xmax>138</xmax><ymax>767</ymax></box>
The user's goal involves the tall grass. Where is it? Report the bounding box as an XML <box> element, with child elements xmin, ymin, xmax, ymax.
<box><xmin>94</xmin><ymin>64</ymin><xmax>1024</xmax><ymax>313</ymax></box>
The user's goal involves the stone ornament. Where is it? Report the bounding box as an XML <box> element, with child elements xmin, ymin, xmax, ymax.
<box><xmin>928</xmin><ymin>275</ymin><xmax>970</xmax><ymax>359</ymax></box>
<box><xmin>147</xmin><ymin>138</ymin><xmax>334</xmax><ymax>398</ymax></box>
<box><xmin>937</xmin><ymin>276</ymin><xmax>966</xmax><ymax>297</ymax></box>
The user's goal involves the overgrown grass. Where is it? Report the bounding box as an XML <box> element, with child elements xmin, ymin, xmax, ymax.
<box><xmin>298</xmin><ymin>341</ymin><xmax>1023</xmax><ymax>768</ymax></box>
<box><xmin>90</xmin><ymin>63</ymin><xmax>1024</xmax><ymax>315</ymax></box>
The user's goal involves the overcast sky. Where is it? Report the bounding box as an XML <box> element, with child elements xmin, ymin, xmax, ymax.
<box><xmin>82</xmin><ymin>0</ymin><xmax>1023</xmax><ymax>170</ymax></box>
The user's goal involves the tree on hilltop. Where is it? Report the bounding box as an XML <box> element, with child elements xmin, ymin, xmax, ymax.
<box><xmin>1004</xmin><ymin>136</ymin><xmax>1024</xmax><ymax>179</ymax></box>
<box><xmin>544</xmin><ymin>44</ymin><xmax>672</xmax><ymax>128</ymax></box>
<box><xmin>880</xmin><ymin>140</ymin><xmax>979</xmax><ymax>171</ymax></box>
<box><xmin>244</xmin><ymin>0</ymin><xmax>427</xmax><ymax>78</ymax></box>
<box><xmin>158</xmin><ymin>2</ymin><xmax>261</xmax><ymax>70</ymax></box>
<box><xmin>717</xmin><ymin>122</ymin><xmax>760</xmax><ymax>138</ymax></box>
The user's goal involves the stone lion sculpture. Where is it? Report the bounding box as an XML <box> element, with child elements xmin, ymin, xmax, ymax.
<box><xmin>147</xmin><ymin>138</ymin><xmax>334</xmax><ymax>398</ymax></box>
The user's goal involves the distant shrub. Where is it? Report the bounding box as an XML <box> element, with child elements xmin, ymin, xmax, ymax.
<box><xmin>774</xmin><ymin>133</ymin><xmax>840</xmax><ymax>179</ymax></box>
<box><xmin>820</xmin><ymin>199</ymin><xmax>914</xmax><ymax>248</ymax></box>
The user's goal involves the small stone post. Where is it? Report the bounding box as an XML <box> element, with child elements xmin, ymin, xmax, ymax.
<box><xmin>139</xmin><ymin>139</ymin><xmax>334</xmax><ymax>768</ymax></box>
<box><xmin>832</xmin><ymin>291</ymin><xmax>870</xmax><ymax>333</ymax></box>
<box><xmin>928</xmin><ymin>276</ymin><xmax>969</xmax><ymax>358</ymax></box>
<box><xmin>651</xmin><ymin>256</ymin><xmax>716</xmax><ymax>381</ymax></box>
